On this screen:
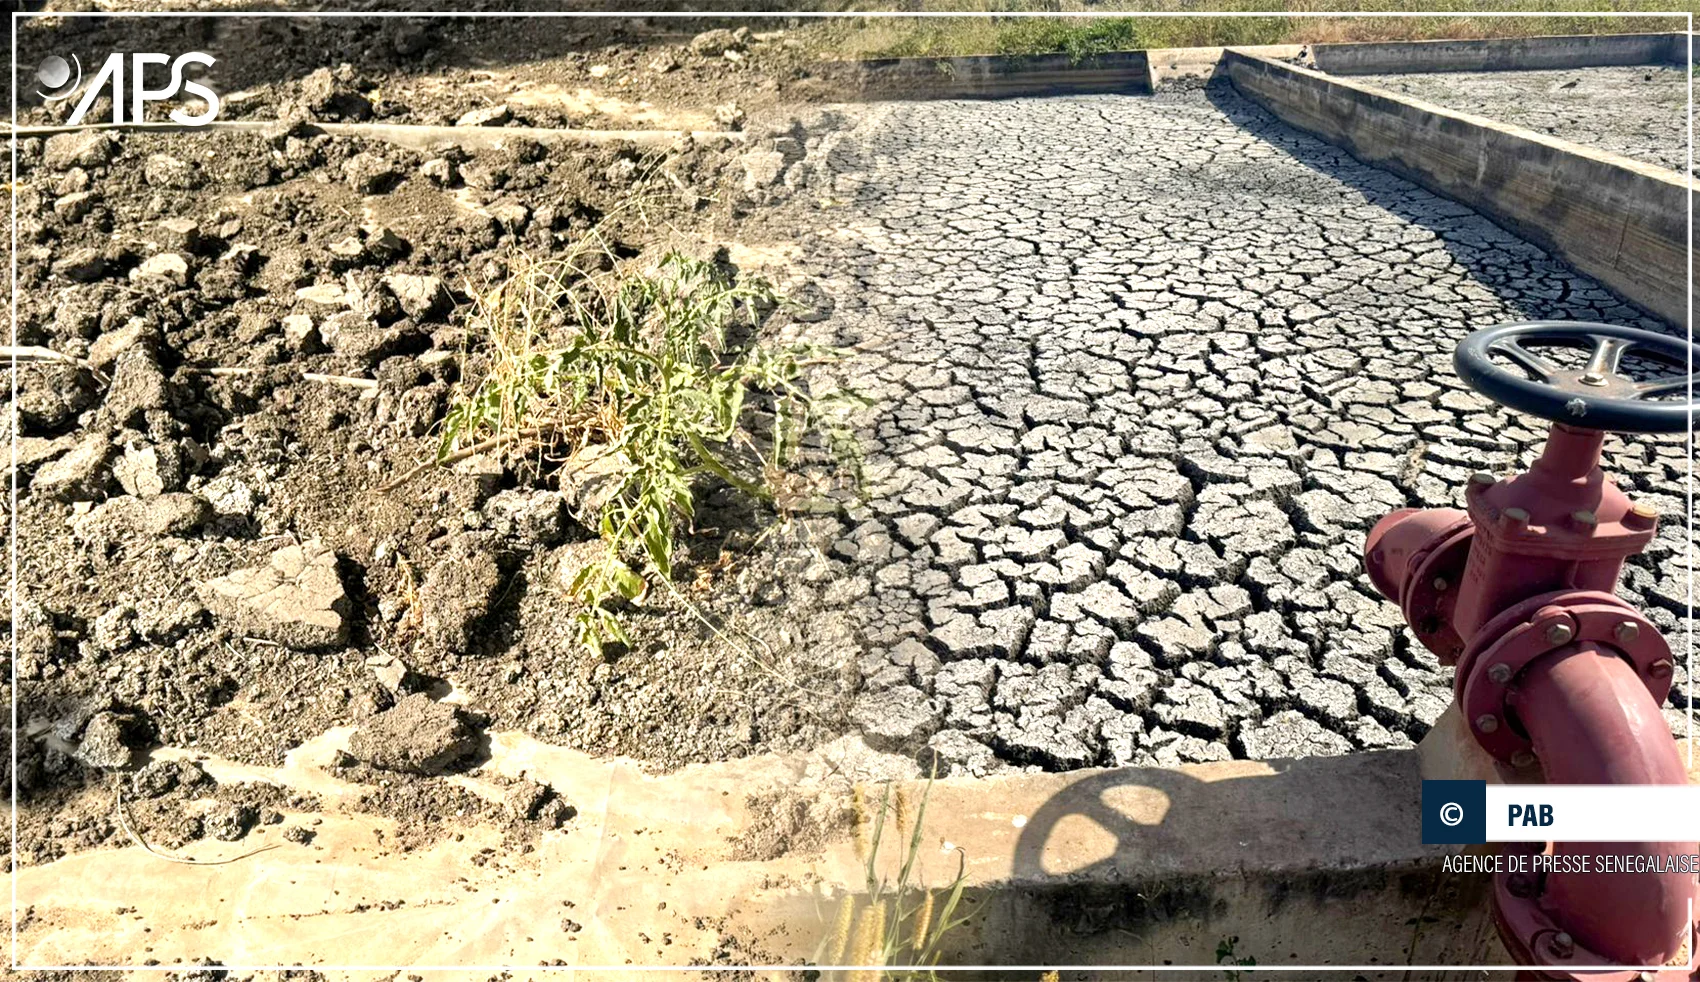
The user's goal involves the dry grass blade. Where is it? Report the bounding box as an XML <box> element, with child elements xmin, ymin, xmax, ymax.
<box><xmin>821</xmin><ymin>772</ymin><xmax>970</xmax><ymax>981</ymax></box>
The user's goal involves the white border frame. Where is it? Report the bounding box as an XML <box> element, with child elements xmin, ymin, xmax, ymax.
<box><xmin>6</xmin><ymin>7</ymin><xmax>1695</xmax><ymax>975</ymax></box>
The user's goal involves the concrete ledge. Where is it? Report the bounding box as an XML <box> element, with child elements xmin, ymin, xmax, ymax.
<box><xmin>1312</xmin><ymin>32</ymin><xmax>1689</xmax><ymax>75</ymax></box>
<box><xmin>828</xmin><ymin>33</ymin><xmax>1691</xmax><ymax>98</ymax></box>
<box><xmin>15</xmin><ymin>729</ymin><xmax>1501</xmax><ymax>971</ymax></box>
<box><xmin>1148</xmin><ymin>44</ymin><xmax>1310</xmax><ymax>87</ymax></box>
<box><xmin>1223</xmin><ymin>49</ymin><xmax>1694</xmax><ymax>327</ymax></box>
<box><xmin>920</xmin><ymin>750</ymin><xmax>1499</xmax><ymax>968</ymax></box>
<box><xmin>820</xmin><ymin>50</ymin><xmax>1152</xmax><ymax>100</ymax></box>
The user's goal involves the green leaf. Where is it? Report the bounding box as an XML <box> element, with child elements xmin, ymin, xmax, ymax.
<box><xmin>610</xmin><ymin>561</ymin><xmax>645</xmax><ymax>600</ymax></box>
<box><xmin>642</xmin><ymin>521</ymin><xmax>671</xmax><ymax>577</ymax></box>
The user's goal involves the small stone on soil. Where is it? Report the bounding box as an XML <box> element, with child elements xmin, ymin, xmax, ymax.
<box><xmin>300</xmin><ymin>66</ymin><xmax>374</xmax><ymax>120</ymax></box>
<box><xmin>43</xmin><ymin>131</ymin><xmax>116</xmax><ymax>171</ymax></box>
<box><xmin>54</xmin><ymin>192</ymin><xmax>96</xmax><ymax>222</ymax></box>
<box><xmin>483</xmin><ymin>489</ymin><xmax>568</xmax><ymax>548</ymax></box>
<box><xmin>205</xmin><ymin>803</ymin><xmax>258</xmax><ymax>841</ymax></box>
<box><xmin>156</xmin><ymin>218</ymin><xmax>201</xmax><ymax>252</ymax></box>
<box><xmin>89</xmin><ymin>318</ymin><xmax>148</xmax><ymax>370</ymax></box>
<box><xmin>344</xmin><ymin>152</ymin><xmax>402</xmax><ymax>194</ymax></box>
<box><xmin>113</xmin><ymin>442</ymin><xmax>185</xmax><ymax>498</ymax></box>
<box><xmin>105</xmin><ymin>347</ymin><xmax>170</xmax><ymax>424</ymax></box>
<box><xmin>347</xmin><ymin>693</ymin><xmax>480</xmax><ymax>775</ymax></box>
<box><xmin>382</xmin><ymin>273</ymin><xmax>451</xmax><ymax>321</ymax></box>
<box><xmin>420</xmin><ymin>158</ymin><xmax>456</xmax><ymax>186</ymax></box>
<box><xmin>689</xmin><ymin>29</ymin><xmax>743</xmax><ymax>58</ymax></box>
<box><xmin>366</xmin><ymin>653</ymin><xmax>418</xmax><ymax>696</ymax></box>
<box><xmin>456</xmin><ymin>104</ymin><xmax>512</xmax><ymax>127</ymax></box>
<box><xmin>143</xmin><ymin>154</ymin><xmax>199</xmax><ymax>190</ymax></box>
<box><xmin>74</xmin><ymin>710</ymin><xmax>149</xmax><ymax>770</ymax></box>
<box><xmin>281</xmin><ymin>314</ymin><xmax>320</xmax><ymax>352</ymax></box>
<box><xmin>197</xmin><ymin>540</ymin><xmax>350</xmax><ymax>650</ymax></box>
<box><xmin>31</xmin><ymin>431</ymin><xmax>114</xmax><ymax>501</ymax></box>
<box><xmin>133</xmin><ymin>252</ymin><xmax>191</xmax><ymax>288</ymax></box>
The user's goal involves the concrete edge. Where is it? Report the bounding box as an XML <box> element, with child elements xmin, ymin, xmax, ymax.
<box><xmin>815</xmin><ymin>49</ymin><xmax>1153</xmax><ymax>100</ymax></box>
<box><xmin>10</xmin><ymin>729</ymin><xmax>1502</xmax><ymax>969</ymax></box>
<box><xmin>1311</xmin><ymin>31</ymin><xmax>1690</xmax><ymax>76</ymax></box>
<box><xmin>1148</xmin><ymin>43</ymin><xmax>1311</xmax><ymax>88</ymax></box>
<box><xmin>6</xmin><ymin>119</ymin><xmax>746</xmax><ymax>148</ymax></box>
<box><xmin>17</xmin><ymin>720</ymin><xmax>1698</xmax><ymax>968</ymax></box>
<box><xmin>1221</xmin><ymin>48</ymin><xmax>1694</xmax><ymax>327</ymax></box>
<box><xmin>817</xmin><ymin>33</ymin><xmax>1690</xmax><ymax>97</ymax></box>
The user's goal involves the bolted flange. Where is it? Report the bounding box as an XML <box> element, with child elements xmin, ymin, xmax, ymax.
<box><xmin>1456</xmin><ymin>591</ymin><xmax>1670</xmax><ymax>764</ymax></box>
<box><xmin>1493</xmin><ymin>846</ymin><xmax>1700</xmax><ymax>982</ymax></box>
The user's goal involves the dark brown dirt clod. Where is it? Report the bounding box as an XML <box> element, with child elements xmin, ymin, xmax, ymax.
<box><xmin>347</xmin><ymin>693</ymin><xmax>480</xmax><ymax>775</ymax></box>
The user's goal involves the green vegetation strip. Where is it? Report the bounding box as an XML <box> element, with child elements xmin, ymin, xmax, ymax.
<box><xmin>808</xmin><ymin>1</ymin><xmax>1688</xmax><ymax>61</ymax></box>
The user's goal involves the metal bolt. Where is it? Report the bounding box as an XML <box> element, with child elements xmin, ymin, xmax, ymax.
<box><xmin>1649</xmin><ymin>659</ymin><xmax>1674</xmax><ymax>680</ymax></box>
<box><xmin>1488</xmin><ymin>662</ymin><xmax>1512</xmax><ymax>684</ymax></box>
<box><xmin>1503</xmin><ymin>506</ymin><xmax>1530</xmax><ymax>524</ymax></box>
<box><xmin>1432</xmin><ymin>576</ymin><xmax>1449</xmax><ymax>592</ymax></box>
<box><xmin>1631</xmin><ymin>502</ymin><xmax>1659</xmax><ymax>520</ymax></box>
<box><xmin>1544</xmin><ymin>622</ymin><xmax>1575</xmax><ymax>646</ymax></box>
<box><xmin>1469</xmin><ymin>471</ymin><xmax>1496</xmax><ymax>488</ymax></box>
<box><xmin>1511</xmin><ymin>750</ymin><xmax>1536</xmax><ymax>768</ymax></box>
<box><xmin>1476</xmin><ymin>714</ymin><xmax>1500</xmax><ymax>734</ymax></box>
<box><xmin>1570</xmin><ymin>509</ymin><xmax>1597</xmax><ymax>526</ymax></box>
<box><xmin>1614</xmin><ymin>620</ymin><xmax>1641</xmax><ymax>645</ymax></box>
<box><xmin>1551</xmin><ymin>932</ymin><xmax>1575</xmax><ymax>959</ymax></box>
<box><xmin>1579</xmin><ymin>372</ymin><xmax>1609</xmax><ymax>387</ymax></box>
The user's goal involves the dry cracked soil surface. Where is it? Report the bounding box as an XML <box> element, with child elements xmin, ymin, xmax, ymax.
<box><xmin>799</xmin><ymin>86</ymin><xmax>1694</xmax><ymax>775</ymax></box>
<box><xmin>3</xmin><ymin>12</ymin><xmax>1696</xmax><ymax>937</ymax></box>
<box><xmin>1351</xmin><ymin>65</ymin><xmax>1691</xmax><ymax>175</ymax></box>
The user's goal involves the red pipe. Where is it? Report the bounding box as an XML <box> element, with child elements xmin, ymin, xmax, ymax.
<box><xmin>1509</xmin><ymin>643</ymin><xmax>1697</xmax><ymax>965</ymax></box>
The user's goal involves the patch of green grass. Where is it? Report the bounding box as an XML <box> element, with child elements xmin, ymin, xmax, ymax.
<box><xmin>437</xmin><ymin>250</ymin><xmax>860</xmax><ymax>654</ymax></box>
<box><xmin>806</xmin><ymin>1</ymin><xmax>1689</xmax><ymax>61</ymax></box>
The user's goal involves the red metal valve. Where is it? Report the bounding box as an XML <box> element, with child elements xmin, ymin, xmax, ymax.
<box><xmin>1364</xmin><ymin>420</ymin><xmax>1696</xmax><ymax>978</ymax></box>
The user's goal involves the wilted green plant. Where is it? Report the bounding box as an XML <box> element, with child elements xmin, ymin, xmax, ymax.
<box><xmin>819</xmin><ymin>775</ymin><xmax>973</xmax><ymax>980</ymax></box>
<box><xmin>1215</xmin><ymin>935</ymin><xmax>1256</xmax><ymax>981</ymax></box>
<box><xmin>436</xmin><ymin>250</ymin><xmax>861</xmax><ymax>653</ymax></box>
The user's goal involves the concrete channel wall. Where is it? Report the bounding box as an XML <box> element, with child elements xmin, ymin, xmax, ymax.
<box><xmin>925</xmin><ymin>748</ymin><xmax>1501</xmax><ymax>973</ymax></box>
<box><xmin>821</xmin><ymin>49</ymin><xmax>1153</xmax><ymax>100</ymax></box>
<box><xmin>1222</xmin><ymin>49</ymin><xmax>1694</xmax><ymax>327</ymax></box>
<box><xmin>1311</xmin><ymin>32</ymin><xmax>1689</xmax><ymax>75</ymax></box>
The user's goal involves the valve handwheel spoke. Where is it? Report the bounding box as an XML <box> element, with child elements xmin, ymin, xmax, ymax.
<box><xmin>1455</xmin><ymin>321</ymin><xmax>1700</xmax><ymax>433</ymax></box>
<box><xmin>1489</xmin><ymin>337</ymin><xmax>1560</xmax><ymax>381</ymax></box>
<box><xmin>1581</xmin><ymin>335</ymin><xmax>1633</xmax><ymax>377</ymax></box>
<box><xmin>1636</xmin><ymin>372</ymin><xmax>1699</xmax><ymax>397</ymax></box>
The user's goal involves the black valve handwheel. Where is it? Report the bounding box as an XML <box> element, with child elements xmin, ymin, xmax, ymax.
<box><xmin>1453</xmin><ymin>321</ymin><xmax>1699</xmax><ymax>434</ymax></box>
